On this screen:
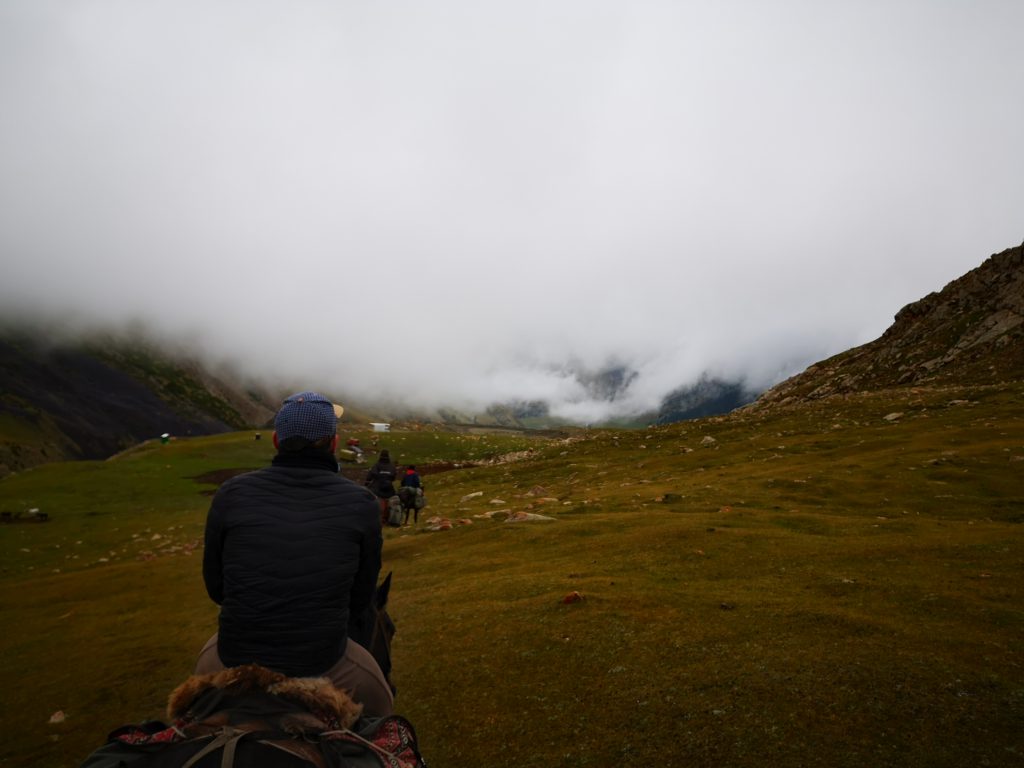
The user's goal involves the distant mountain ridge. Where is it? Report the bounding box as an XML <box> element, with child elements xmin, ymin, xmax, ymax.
<box><xmin>751</xmin><ymin>241</ymin><xmax>1024</xmax><ymax>410</ymax></box>
<box><xmin>656</xmin><ymin>376</ymin><xmax>756</xmax><ymax>424</ymax></box>
<box><xmin>477</xmin><ymin>365</ymin><xmax>754</xmax><ymax>428</ymax></box>
<box><xmin>4</xmin><ymin>240</ymin><xmax>1020</xmax><ymax>473</ymax></box>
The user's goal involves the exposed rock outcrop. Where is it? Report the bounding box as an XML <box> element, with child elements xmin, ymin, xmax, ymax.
<box><xmin>750</xmin><ymin>241</ymin><xmax>1024</xmax><ymax>409</ymax></box>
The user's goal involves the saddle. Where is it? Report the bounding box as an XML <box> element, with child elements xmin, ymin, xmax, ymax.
<box><xmin>80</xmin><ymin>665</ymin><xmax>423</xmax><ymax>768</ymax></box>
<box><xmin>397</xmin><ymin>487</ymin><xmax>425</xmax><ymax>510</ymax></box>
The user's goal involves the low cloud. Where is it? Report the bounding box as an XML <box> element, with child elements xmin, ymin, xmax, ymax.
<box><xmin>1</xmin><ymin>2</ymin><xmax>1021</xmax><ymax>421</ymax></box>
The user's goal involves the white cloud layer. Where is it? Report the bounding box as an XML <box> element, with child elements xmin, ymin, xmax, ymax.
<box><xmin>2</xmin><ymin>1</ymin><xmax>1022</xmax><ymax>420</ymax></box>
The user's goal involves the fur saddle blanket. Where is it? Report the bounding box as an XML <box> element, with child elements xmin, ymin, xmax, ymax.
<box><xmin>168</xmin><ymin>663</ymin><xmax>363</xmax><ymax>732</ymax></box>
<box><xmin>80</xmin><ymin>665</ymin><xmax>423</xmax><ymax>768</ymax></box>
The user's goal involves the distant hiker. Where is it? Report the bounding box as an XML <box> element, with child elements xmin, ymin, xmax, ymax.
<box><xmin>346</xmin><ymin>437</ymin><xmax>364</xmax><ymax>459</ymax></box>
<box><xmin>365</xmin><ymin>450</ymin><xmax>398</xmax><ymax>525</ymax></box>
<box><xmin>401</xmin><ymin>465</ymin><xmax>421</xmax><ymax>489</ymax></box>
<box><xmin>196</xmin><ymin>391</ymin><xmax>393</xmax><ymax>717</ymax></box>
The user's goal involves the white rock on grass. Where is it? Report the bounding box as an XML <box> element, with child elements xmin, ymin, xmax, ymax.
<box><xmin>460</xmin><ymin>491</ymin><xmax>483</xmax><ymax>502</ymax></box>
<box><xmin>506</xmin><ymin>511</ymin><xmax>556</xmax><ymax>523</ymax></box>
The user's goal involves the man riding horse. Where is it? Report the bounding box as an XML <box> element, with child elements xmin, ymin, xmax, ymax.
<box><xmin>195</xmin><ymin>391</ymin><xmax>393</xmax><ymax>717</ymax></box>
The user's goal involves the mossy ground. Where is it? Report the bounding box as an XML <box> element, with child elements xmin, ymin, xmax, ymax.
<box><xmin>1</xmin><ymin>386</ymin><xmax>1021</xmax><ymax>767</ymax></box>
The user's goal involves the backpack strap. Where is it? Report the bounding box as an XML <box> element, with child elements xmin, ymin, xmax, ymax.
<box><xmin>178</xmin><ymin>724</ymin><xmax>334</xmax><ymax>768</ymax></box>
<box><xmin>180</xmin><ymin>726</ymin><xmax>246</xmax><ymax>768</ymax></box>
<box><xmin>256</xmin><ymin>737</ymin><xmax>332</xmax><ymax>768</ymax></box>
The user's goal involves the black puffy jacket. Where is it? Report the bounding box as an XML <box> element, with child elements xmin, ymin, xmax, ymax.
<box><xmin>202</xmin><ymin>450</ymin><xmax>382</xmax><ymax>676</ymax></box>
<box><xmin>365</xmin><ymin>460</ymin><xmax>397</xmax><ymax>498</ymax></box>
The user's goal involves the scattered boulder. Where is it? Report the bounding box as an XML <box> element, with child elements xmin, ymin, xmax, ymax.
<box><xmin>422</xmin><ymin>517</ymin><xmax>474</xmax><ymax>530</ymax></box>
<box><xmin>700</xmin><ymin>436</ymin><xmax>717</xmax><ymax>446</ymax></box>
<box><xmin>883</xmin><ymin>412</ymin><xmax>904</xmax><ymax>422</ymax></box>
<box><xmin>474</xmin><ymin>510</ymin><xmax>509</xmax><ymax>520</ymax></box>
<box><xmin>507</xmin><ymin>511</ymin><xmax>555</xmax><ymax>523</ymax></box>
<box><xmin>459</xmin><ymin>492</ymin><xmax>483</xmax><ymax>503</ymax></box>
<box><xmin>3</xmin><ymin>509</ymin><xmax>51</xmax><ymax>524</ymax></box>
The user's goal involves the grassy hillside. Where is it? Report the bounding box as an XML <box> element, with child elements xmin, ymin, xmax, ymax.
<box><xmin>1</xmin><ymin>386</ymin><xmax>1022</xmax><ymax>767</ymax></box>
<box><xmin>0</xmin><ymin>332</ymin><xmax>280</xmax><ymax>475</ymax></box>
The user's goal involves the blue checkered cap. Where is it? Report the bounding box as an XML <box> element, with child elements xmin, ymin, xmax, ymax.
<box><xmin>274</xmin><ymin>391</ymin><xmax>342</xmax><ymax>441</ymax></box>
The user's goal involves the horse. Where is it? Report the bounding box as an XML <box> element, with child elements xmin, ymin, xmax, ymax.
<box><xmin>349</xmin><ymin>571</ymin><xmax>396</xmax><ymax>695</ymax></box>
<box><xmin>79</xmin><ymin>574</ymin><xmax>418</xmax><ymax>768</ymax></box>
<box><xmin>396</xmin><ymin>487</ymin><xmax>423</xmax><ymax>526</ymax></box>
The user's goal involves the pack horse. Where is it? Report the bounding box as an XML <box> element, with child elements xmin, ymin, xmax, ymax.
<box><xmin>79</xmin><ymin>574</ymin><xmax>423</xmax><ymax>768</ymax></box>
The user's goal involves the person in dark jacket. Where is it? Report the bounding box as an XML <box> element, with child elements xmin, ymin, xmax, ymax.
<box><xmin>196</xmin><ymin>391</ymin><xmax>393</xmax><ymax>717</ymax></box>
<box><xmin>400</xmin><ymin>465</ymin><xmax>421</xmax><ymax>489</ymax></box>
<box><xmin>364</xmin><ymin>450</ymin><xmax>397</xmax><ymax>525</ymax></box>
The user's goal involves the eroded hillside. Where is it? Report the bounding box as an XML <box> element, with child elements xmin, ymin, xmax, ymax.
<box><xmin>753</xmin><ymin>242</ymin><xmax>1024</xmax><ymax>409</ymax></box>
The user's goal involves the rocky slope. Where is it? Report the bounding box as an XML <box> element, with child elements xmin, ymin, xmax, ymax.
<box><xmin>751</xmin><ymin>241</ymin><xmax>1024</xmax><ymax>410</ymax></box>
<box><xmin>0</xmin><ymin>333</ymin><xmax>277</xmax><ymax>475</ymax></box>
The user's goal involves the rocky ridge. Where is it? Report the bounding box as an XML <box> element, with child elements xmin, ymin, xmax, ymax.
<box><xmin>751</xmin><ymin>242</ymin><xmax>1024</xmax><ymax>410</ymax></box>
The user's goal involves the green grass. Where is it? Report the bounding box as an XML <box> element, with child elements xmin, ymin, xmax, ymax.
<box><xmin>1</xmin><ymin>385</ymin><xmax>1022</xmax><ymax>767</ymax></box>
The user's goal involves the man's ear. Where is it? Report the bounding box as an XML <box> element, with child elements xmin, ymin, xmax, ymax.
<box><xmin>272</xmin><ymin>432</ymin><xmax>279</xmax><ymax>450</ymax></box>
<box><xmin>330</xmin><ymin>435</ymin><xmax>339</xmax><ymax>451</ymax></box>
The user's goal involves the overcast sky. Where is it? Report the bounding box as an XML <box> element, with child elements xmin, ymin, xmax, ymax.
<box><xmin>1</xmin><ymin>1</ymin><xmax>1022</xmax><ymax>421</ymax></box>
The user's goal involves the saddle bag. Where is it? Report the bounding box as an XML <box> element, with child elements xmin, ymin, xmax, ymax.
<box><xmin>79</xmin><ymin>665</ymin><xmax>426</xmax><ymax>768</ymax></box>
<box><xmin>81</xmin><ymin>716</ymin><xmax>425</xmax><ymax>767</ymax></box>
<box><xmin>387</xmin><ymin>495</ymin><xmax>403</xmax><ymax>527</ymax></box>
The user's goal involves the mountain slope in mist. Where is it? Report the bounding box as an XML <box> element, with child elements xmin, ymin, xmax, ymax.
<box><xmin>655</xmin><ymin>376</ymin><xmax>757</xmax><ymax>424</ymax></box>
<box><xmin>0</xmin><ymin>333</ymin><xmax>276</xmax><ymax>475</ymax></box>
<box><xmin>750</xmin><ymin>241</ymin><xmax>1024</xmax><ymax>411</ymax></box>
<box><xmin>3</xmin><ymin>240</ymin><xmax>1020</xmax><ymax>473</ymax></box>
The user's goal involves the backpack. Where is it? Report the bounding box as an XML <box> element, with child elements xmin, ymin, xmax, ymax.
<box><xmin>387</xmin><ymin>495</ymin><xmax>403</xmax><ymax>527</ymax></box>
